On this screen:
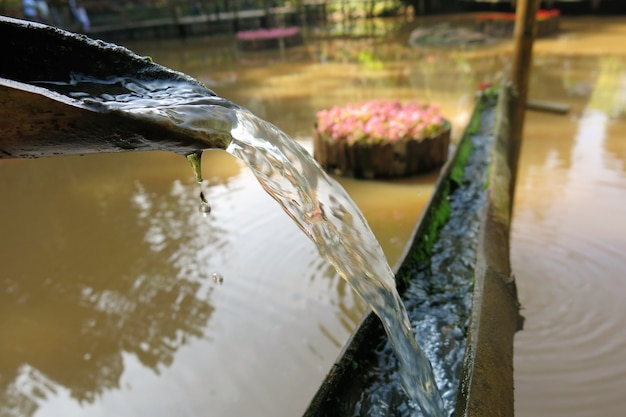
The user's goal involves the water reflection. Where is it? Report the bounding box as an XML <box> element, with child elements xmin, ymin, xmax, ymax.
<box><xmin>513</xmin><ymin>54</ymin><xmax>626</xmax><ymax>416</ymax></box>
<box><xmin>0</xmin><ymin>146</ymin><xmax>370</xmax><ymax>416</ymax></box>
<box><xmin>0</xmin><ymin>153</ymin><xmax>236</xmax><ymax>416</ymax></box>
<box><xmin>2</xmin><ymin>14</ymin><xmax>626</xmax><ymax>417</ymax></box>
<box><xmin>605</xmin><ymin>120</ymin><xmax>626</xmax><ymax>173</ymax></box>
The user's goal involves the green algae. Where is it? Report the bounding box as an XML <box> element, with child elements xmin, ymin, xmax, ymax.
<box><xmin>450</xmin><ymin>138</ymin><xmax>473</xmax><ymax>188</ymax></box>
<box><xmin>186</xmin><ymin>150</ymin><xmax>204</xmax><ymax>183</ymax></box>
<box><xmin>450</xmin><ymin>98</ymin><xmax>485</xmax><ymax>187</ymax></box>
<box><xmin>397</xmin><ymin>94</ymin><xmax>491</xmax><ymax>290</ymax></box>
<box><xmin>483</xmin><ymin>162</ymin><xmax>492</xmax><ymax>189</ymax></box>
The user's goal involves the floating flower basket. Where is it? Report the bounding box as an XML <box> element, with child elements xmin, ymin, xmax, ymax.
<box><xmin>313</xmin><ymin>99</ymin><xmax>451</xmax><ymax>179</ymax></box>
<box><xmin>236</xmin><ymin>27</ymin><xmax>303</xmax><ymax>51</ymax></box>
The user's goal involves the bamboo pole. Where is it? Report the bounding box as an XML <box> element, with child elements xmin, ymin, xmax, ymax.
<box><xmin>509</xmin><ymin>0</ymin><xmax>540</xmax><ymax>174</ymax></box>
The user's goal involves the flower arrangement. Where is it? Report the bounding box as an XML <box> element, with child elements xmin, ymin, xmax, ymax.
<box><xmin>315</xmin><ymin>99</ymin><xmax>449</xmax><ymax>145</ymax></box>
<box><xmin>313</xmin><ymin>99</ymin><xmax>451</xmax><ymax>179</ymax></box>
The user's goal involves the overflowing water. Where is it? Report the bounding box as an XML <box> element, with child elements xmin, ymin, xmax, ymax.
<box><xmin>34</xmin><ymin>74</ymin><xmax>445</xmax><ymax>416</ymax></box>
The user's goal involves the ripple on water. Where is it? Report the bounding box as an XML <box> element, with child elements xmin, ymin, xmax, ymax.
<box><xmin>513</xmin><ymin>198</ymin><xmax>626</xmax><ymax>417</ymax></box>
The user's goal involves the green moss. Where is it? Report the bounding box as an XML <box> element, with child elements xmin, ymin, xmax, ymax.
<box><xmin>450</xmin><ymin>137</ymin><xmax>473</xmax><ymax>187</ymax></box>
<box><xmin>398</xmin><ymin>181</ymin><xmax>452</xmax><ymax>288</ymax></box>
<box><xmin>450</xmin><ymin>99</ymin><xmax>484</xmax><ymax>187</ymax></box>
<box><xmin>397</xmin><ymin>94</ymin><xmax>493</xmax><ymax>289</ymax></box>
<box><xmin>186</xmin><ymin>150</ymin><xmax>204</xmax><ymax>182</ymax></box>
<box><xmin>468</xmin><ymin>103</ymin><xmax>484</xmax><ymax>135</ymax></box>
<box><xmin>417</xmin><ymin>182</ymin><xmax>451</xmax><ymax>262</ymax></box>
<box><xmin>483</xmin><ymin>162</ymin><xmax>492</xmax><ymax>189</ymax></box>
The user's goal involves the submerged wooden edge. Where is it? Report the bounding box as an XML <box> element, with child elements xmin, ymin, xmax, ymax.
<box><xmin>302</xmin><ymin>93</ymin><xmax>507</xmax><ymax>417</ymax></box>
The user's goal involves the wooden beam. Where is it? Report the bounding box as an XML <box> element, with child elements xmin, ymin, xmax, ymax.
<box><xmin>526</xmin><ymin>98</ymin><xmax>570</xmax><ymax>115</ymax></box>
<box><xmin>509</xmin><ymin>0</ymin><xmax>540</xmax><ymax>175</ymax></box>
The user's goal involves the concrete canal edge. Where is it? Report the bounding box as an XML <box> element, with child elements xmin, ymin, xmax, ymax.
<box><xmin>303</xmin><ymin>86</ymin><xmax>523</xmax><ymax>417</ymax></box>
<box><xmin>453</xmin><ymin>85</ymin><xmax>524</xmax><ymax>417</ymax></box>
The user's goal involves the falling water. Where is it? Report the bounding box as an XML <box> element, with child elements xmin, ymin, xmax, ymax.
<box><xmin>34</xmin><ymin>75</ymin><xmax>445</xmax><ymax>417</ymax></box>
<box><xmin>186</xmin><ymin>151</ymin><xmax>212</xmax><ymax>216</ymax></box>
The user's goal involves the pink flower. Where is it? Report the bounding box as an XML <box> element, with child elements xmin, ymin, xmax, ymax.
<box><xmin>315</xmin><ymin>99</ymin><xmax>448</xmax><ymax>144</ymax></box>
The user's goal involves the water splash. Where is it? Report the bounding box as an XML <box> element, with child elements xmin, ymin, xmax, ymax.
<box><xmin>36</xmin><ymin>75</ymin><xmax>445</xmax><ymax>417</ymax></box>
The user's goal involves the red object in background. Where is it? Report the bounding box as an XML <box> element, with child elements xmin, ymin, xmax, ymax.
<box><xmin>476</xmin><ymin>9</ymin><xmax>560</xmax><ymax>22</ymax></box>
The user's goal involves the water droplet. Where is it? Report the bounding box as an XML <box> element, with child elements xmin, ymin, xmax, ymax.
<box><xmin>199</xmin><ymin>191</ymin><xmax>211</xmax><ymax>217</ymax></box>
<box><xmin>199</xmin><ymin>201</ymin><xmax>212</xmax><ymax>217</ymax></box>
<box><xmin>211</xmin><ymin>273</ymin><xmax>223</xmax><ymax>286</ymax></box>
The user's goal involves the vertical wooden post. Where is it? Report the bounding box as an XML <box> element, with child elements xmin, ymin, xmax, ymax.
<box><xmin>509</xmin><ymin>0</ymin><xmax>540</xmax><ymax>173</ymax></box>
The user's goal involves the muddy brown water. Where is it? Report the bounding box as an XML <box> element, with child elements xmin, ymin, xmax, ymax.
<box><xmin>0</xmin><ymin>15</ymin><xmax>625</xmax><ymax>417</ymax></box>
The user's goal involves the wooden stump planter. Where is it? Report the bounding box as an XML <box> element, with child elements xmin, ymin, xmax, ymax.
<box><xmin>313</xmin><ymin>129</ymin><xmax>450</xmax><ymax>179</ymax></box>
<box><xmin>313</xmin><ymin>100</ymin><xmax>451</xmax><ymax>179</ymax></box>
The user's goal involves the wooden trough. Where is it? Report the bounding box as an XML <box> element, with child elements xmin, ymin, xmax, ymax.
<box><xmin>0</xmin><ymin>16</ymin><xmax>232</xmax><ymax>158</ymax></box>
<box><xmin>304</xmin><ymin>88</ymin><xmax>523</xmax><ymax>417</ymax></box>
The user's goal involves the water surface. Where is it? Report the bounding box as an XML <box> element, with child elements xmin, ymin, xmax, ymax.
<box><xmin>1</xmin><ymin>14</ymin><xmax>625</xmax><ymax>417</ymax></box>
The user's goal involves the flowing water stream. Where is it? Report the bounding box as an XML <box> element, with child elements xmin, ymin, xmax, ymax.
<box><xmin>34</xmin><ymin>74</ymin><xmax>445</xmax><ymax>416</ymax></box>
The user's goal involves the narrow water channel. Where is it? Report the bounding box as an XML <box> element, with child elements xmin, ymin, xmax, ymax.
<box><xmin>0</xmin><ymin>14</ymin><xmax>625</xmax><ymax>417</ymax></box>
